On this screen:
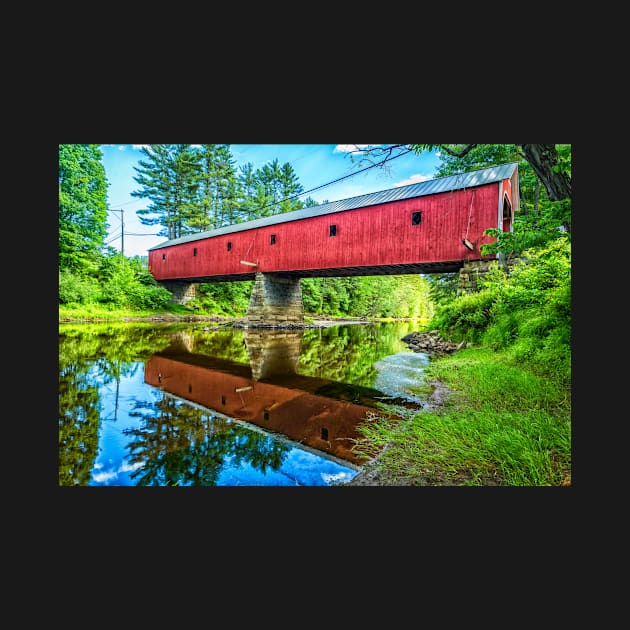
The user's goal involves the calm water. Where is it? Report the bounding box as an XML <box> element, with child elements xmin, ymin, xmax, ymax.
<box><xmin>58</xmin><ymin>321</ymin><xmax>432</xmax><ymax>486</ymax></box>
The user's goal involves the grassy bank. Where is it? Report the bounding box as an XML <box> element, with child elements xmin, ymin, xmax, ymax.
<box><xmin>349</xmin><ymin>346</ymin><xmax>571</xmax><ymax>486</ymax></box>
<box><xmin>58</xmin><ymin>303</ymin><xmax>200</xmax><ymax>322</ymax></box>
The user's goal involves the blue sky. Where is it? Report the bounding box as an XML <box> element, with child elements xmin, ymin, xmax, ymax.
<box><xmin>100</xmin><ymin>144</ymin><xmax>442</xmax><ymax>258</ymax></box>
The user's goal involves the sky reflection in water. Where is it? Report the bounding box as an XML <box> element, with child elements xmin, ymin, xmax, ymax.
<box><xmin>59</xmin><ymin>322</ymin><xmax>429</xmax><ymax>487</ymax></box>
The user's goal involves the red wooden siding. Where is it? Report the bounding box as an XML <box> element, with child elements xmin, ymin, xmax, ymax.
<box><xmin>149</xmin><ymin>179</ymin><xmax>510</xmax><ymax>282</ymax></box>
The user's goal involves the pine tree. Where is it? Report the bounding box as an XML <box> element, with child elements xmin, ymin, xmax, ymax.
<box><xmin>256</xmin><ymin>158</ymin><xmax>305</xmax><ymax>216</ymax></box>
<box><xmin>278</xmin><ymin>162</ymin><xmax>305</xmax><ymax>213</ymax></box>
<box><xmin>194</xmin><ymin>144</ymin><xmax>242</xmax><ymax>230</ymax></box>
<box><xmin>132</xmin><ymin>144</ymin><xmax>179</xmax><ymax>239</ymax></box>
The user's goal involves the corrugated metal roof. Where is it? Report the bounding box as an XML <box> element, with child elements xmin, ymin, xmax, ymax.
<box><xmin>149</xmin><ymin>161</ymin><xmax>518</xmax><ymax>250</ymax></box>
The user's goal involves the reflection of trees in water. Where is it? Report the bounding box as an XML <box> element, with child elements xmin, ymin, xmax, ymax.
<box><xmin>189</xmin><ymin>329</ymin><xmax>249</xmax><ymax>365</ymax></box>
<box><xmin>298</xmin><ymin>323</ymin><xmax>416</xmax><ymax>386</ymax></box>
<box><xmin>59</xmin><ymin>364</ymin><xmax>101</xmax><ymax>485</ymax></box>
<box><xmin>59</xmin><ymin>324</ymin><xmax>176</xmax><ymax>486</ymax></box>
<box><xmin>123</xmin><ymin>395</ymin><xmax>290</xmax><ymax>486</ymax></box>
<box><xmin>58</xmin><ymin>321</ymin><xmax>418</xmax><ymax>486</ymax></box>
<box><xmin>59</xmin><ymin>323</ymin><xmax>176</xmax><ymax>364</ymax></box>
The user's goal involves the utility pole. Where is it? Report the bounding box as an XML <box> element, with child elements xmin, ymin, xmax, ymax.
<box><xmin>110</xmin><ymin>209</ymin><xmax>124</xmax><ymax>256</ymax></box>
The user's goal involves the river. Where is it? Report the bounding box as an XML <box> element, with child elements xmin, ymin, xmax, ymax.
<box><xmin>58</xmin><ymin>320</ymin><xmax>432</xmax><ymax>486</ymax></box>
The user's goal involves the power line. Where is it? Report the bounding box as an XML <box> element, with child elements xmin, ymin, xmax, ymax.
<box><xmin>296</xmin><ymin>148</ymin><xmax>413</xmax><ymax>199</ymax></box>
<box><xmin>107</xmin><ymin>145</ymin><xmax>414</xmax><ymax>248</ymax></box>
<box><xmin>109</xmin><ymin>209</ymin><xmax>124</xmax><ymax>255</ymax></box>
<box><xmin>247</xmin><ymin>147</ymin><xmax>413</xmax><ymax>215</ymax></box>
<box><xmin>105</xmin><ymin>231</ymin><xmax>122</xmax><ymax>245</ymax></box>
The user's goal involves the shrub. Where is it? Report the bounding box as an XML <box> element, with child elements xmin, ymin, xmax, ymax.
<box><xmin>431</xmin><ymin>290</ymin><xmax>498</xmax><ymax>342</ymax></box>
<box><xmin>59</xmin><ymin>270</ymin><xmax>100</xmax><ymax>304</ymax></box>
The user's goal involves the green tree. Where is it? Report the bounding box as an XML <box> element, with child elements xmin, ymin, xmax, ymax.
<box><xmin>170</xmin><ymin>144</ymin><xmax>201</xmax><ymax>237</ymax></box>
<box><xmin>194</xmin><ymin>144</ymin><xmax>242</xmax><ymax>229</ymax></box>
<box><xmin>132</xmin><ymin>144</ymin><xmax>200</xmax><ymax>240</ymax></box>
<box><xmin>59</xmin><ymin>144</ymin><xmax>108</xmax><ymax>274</ymax></box>
<box><xmin>132</xmin><ymin>144</ymin><xmax>179</xmax><ymax>239</ymax></box>
<box><xmin>256</xmin><ymin>158</ymin><xmax>305</xmax><ymax>216</ymax></box>
<box><xmin>277</xmin><ymin>162</ymin><xmax>306</xmax><ymax>214</ymax></box>
<box><xmin>236</xmin><ymin>162</ymin><xmax>260</xmax><ymax>219</ymax></box>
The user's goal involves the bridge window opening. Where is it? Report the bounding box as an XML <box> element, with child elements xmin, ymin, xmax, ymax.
<box><xmin>329</xmin><ymin>224</ymin><xmax>337</xmax><ymax>237</ymax></box>
<box><xmin>227</xmin><ymin>241</ymin><xmax>232</xmax><ymax>251</ymax></box>
<box><xmin>411</xmin><ymin>211</ymin><xmax>422</xmax><ymax>225</ymax></box>
<box><xmin>321</xmin><ymin>427</ymin><xmax>329</xmax><ymax>440</ymax></box>
<box><xmin>188</xmin><ymin>384</ymin><xmax>192</xmax><ymax>393</ymax></box>
<box><xmin>193</xmin><ymin>248</ymin><xmax>197</xmax><ymax>257</ymax></box>
<box><xmin>162</xmin><ymin>253</ymin><xmax>166</xmax><ymax>261</ymax></box>
<box><xmin>270</xmin><ymin>234</ymin><xmax>276</xmax><ymax>245</ymax></box>
<box><xmin>221</xmin><ymin>395</ymin><xmax>226</xmax><ymax>405</ymax></box>
<box><xmin>264</xmin><ymin>410</ymin><xmax>270</xmax><ymax>420</ymax></box>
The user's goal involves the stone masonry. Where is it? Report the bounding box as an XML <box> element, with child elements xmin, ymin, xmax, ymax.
<box><xmin>457</xmin><ymin>260</ymin><xmax>494</xmax><ymax>295</ymax></box>
<box><xmin>246</xmin><ymin>272</ymin><xmax>304</xmax><ymax>327</ymax></box>
<box><xmin>162</xmin><ymin>281</ymin><xmax>197</xmax><ymax>304</ymax></box>
<box><xmin>457</xmin><ymin>256</ymin><xmax>523</xmax><ymax>295</ymax></box>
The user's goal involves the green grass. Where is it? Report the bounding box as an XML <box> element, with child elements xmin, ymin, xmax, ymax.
<box><xmin>352</xmin><ymin>347</ymin><xmax>571</xmax><ymax>486</ymax></box>
<box><xmin>59</xmin><ymin>302</ymin><xmax>210</xmax><ymax>321</ymax></box>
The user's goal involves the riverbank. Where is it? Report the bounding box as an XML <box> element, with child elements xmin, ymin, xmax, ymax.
<box><xmin>59</xmin><ymin>311</ymin><xmax>383</xmax><ymax>328</ymax></box>
<box><xmin>58</xmin><ymin>310</ymin><xmax>570</xmax><ymax>485</ymax></box>
<box><xmin>342</xmin><ymin>379</ymin><xmax>455</xmax><ymax>486</ymax></box>
<box><xmin>340</xmin><ymin>343</ymin><xmax>571</xmax><ymax>487</ymax></box>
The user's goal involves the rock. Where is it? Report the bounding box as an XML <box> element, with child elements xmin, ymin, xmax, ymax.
<box><xmin>401</xmin><ymin>331</ymin><xmax>461</xmax><ymax>355</ymax></box>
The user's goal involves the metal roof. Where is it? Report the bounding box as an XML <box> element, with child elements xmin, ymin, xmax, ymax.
<box><xmin>148</xmin><ymin>161</ymin><xmax>518</xmax><ymax>250</ymax></box>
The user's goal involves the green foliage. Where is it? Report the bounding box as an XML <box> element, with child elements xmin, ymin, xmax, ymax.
<box><xmin>58</xmin><ymin>270</ymin><xmax>101</xmax><ymax>305</ymax></box>
<box><xmin>431</xmin><ymin>290</ymin><xmax>498</xmax><ymax>342</ymax></box>
<box><xmin>95</xmin><ymin>254</ymin><xmax>172</xmax><ymax>309</ymax></box>
<box><xmin>59</xmin><ymin>144</ymin><xmax>109</xmax><ymax>274</ymax></box>
<box><xmin>196</xmin><ymin>280</ymin><xmax>254</xmax><ymax>316</ymax></box>
<box><xmin>424</xmin><ymin>272</ymin><xmax>460</xmax><ymax>306</ymax></box>
<box><xmin>132</xmin><ymin>145</ymin><xmax>309</xmax><ymax>240</ymax></box>
<box><xmin>58</xmin><ymin>254</ymin><xmax>161</xmax><ymax>312</ymax></box>
<box><xmin>301</xmin><ymin>275</ymin><xmax>434</xmax><ymax>318</ymax></box>
<box><xmin>429</xmin><ymin>237</ymin><xmax>571</xmax><ymax>383</ymax></box>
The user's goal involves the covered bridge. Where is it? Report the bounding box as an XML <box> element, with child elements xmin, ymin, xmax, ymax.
<box><xmin>148</xmin><ymin>162</ymin><xmax>519</xmax><ymax>324</ymax></box>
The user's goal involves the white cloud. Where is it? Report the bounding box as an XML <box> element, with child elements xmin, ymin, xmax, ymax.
<box><xmin>334</xmin><ymin>144</ymin><xmax>381</xmax><ymax>154</ymax></box>
<box><xmin>91</xmin><ymin>459</ymin><xmax>144</xmax><ymax>484</ymax></box>
<box><xmin>92</xmin><ymin>469</ymin><xmax>119</xmax><ymax>483</ymax></box>
<box><xmin>321</xmin><ymin>470</ymin><xmax>355</xmax><ymax>484</ymax></box>
<box><xmin>394</xmin><ymin>173</ymin><xmax>433</xmax><ymax>187</ymax></box>
<box><xmin>120</xmin><ymin>461</ymin><xmax>144</xmax><ymax>473</ymax></box>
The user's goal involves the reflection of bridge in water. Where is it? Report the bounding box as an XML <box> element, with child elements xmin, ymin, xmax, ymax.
<box><xmin>144</xmin><ymin>330</ymin><xmax>408</xmax><ymax>466</ymax></box>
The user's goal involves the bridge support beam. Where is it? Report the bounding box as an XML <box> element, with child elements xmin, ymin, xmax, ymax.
<box><xmin>246</xmin><ymin>273</ymin><xmax>304</xmax><ymax>327</ymax></box>
<box><xmin>161</xmin><ymin>281</ymin><xmax>197</xmax><ymax>304</ymax></box>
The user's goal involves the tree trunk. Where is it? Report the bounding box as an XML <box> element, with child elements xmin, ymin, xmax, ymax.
<box><xmin>520</xmin><ymin>144</ymin><xmax>571</xmax><ymax>201</ymax></box>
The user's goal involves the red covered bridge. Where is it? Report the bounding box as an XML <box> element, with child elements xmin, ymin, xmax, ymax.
<box><xmin>148</xmin><ymin>162</ymin><xmax>519</xmax><ymax>324</ymax></box>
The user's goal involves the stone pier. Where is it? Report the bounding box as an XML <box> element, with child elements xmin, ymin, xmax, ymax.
<box><xmin>246</xmin><ymin>272</ymin><xmax>304</xmax><ymax>327</ymax></box>
<box><xmin>162</xmin><ymin>281</ymin><xmax>197</xmax><ymax>304</ymax></box>
<box><xmin>457</xmin><ymin>260</ymin><xmax>494</xmax><ymax>295</ymax></box>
